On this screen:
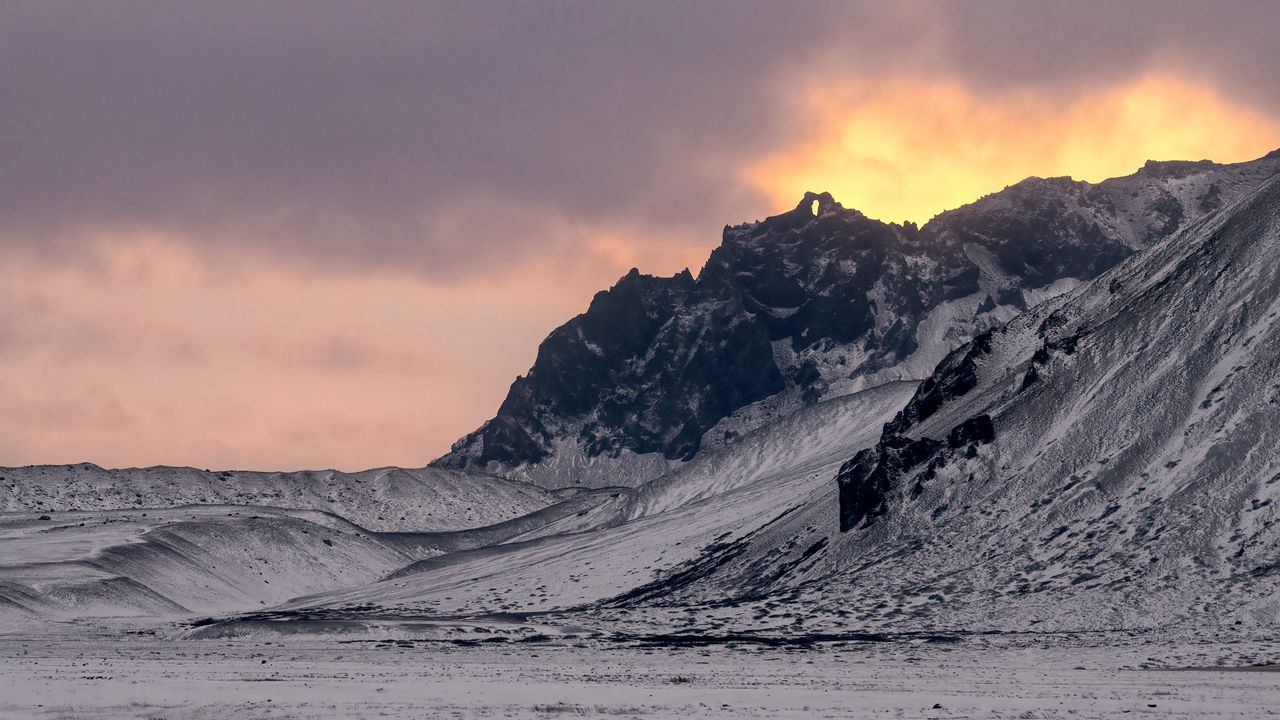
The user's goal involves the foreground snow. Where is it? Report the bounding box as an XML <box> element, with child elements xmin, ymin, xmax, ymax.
<box><xmin>1</xmin><ymin>629</ymin><xmax>1277</xmax><ymax>719</ymax></box>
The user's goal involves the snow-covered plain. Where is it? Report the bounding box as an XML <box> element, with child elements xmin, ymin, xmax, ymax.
<box><xmin>1</xmin><ymin>628</ymin><xmax>1277</xmax><ymax>719</ymax></box>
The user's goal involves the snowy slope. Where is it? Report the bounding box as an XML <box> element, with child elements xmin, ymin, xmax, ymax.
<box><xmin>625</xmin><ymin>381</ymin><xmax>918</xmax><ymax>519</ymax></box>
<box><xmin>0</xmin><ymin>506</ymin><xmax>414</xmax><ymax>620</ymax></box>
<box><xmin>0</xmin><ymin>464</ymin><xmax>553</xmax><ymax>532</ymax></box>
<box><xmin>0</xmin><ymin>485</ymin><xmax>646</xmax><ymax>622</ymax></box>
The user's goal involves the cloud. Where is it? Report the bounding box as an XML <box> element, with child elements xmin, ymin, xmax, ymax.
<box><xmin>1</xmin><ymin>1</ymin><xmax>1279</xmax><ymax>468</ymax></box>
<box><xmin>0</xmin><ymin>1</ymin><xmax>832</xmax><ymax>276</ymax></box>
<box><xmin>3</xmin><ymin>2</ymin><xmax>1278</xmax><ymax>273</ymax></box>
<box><xmin>0</xmin><ymin>236</ymin><xmax>644</xmax><ymax>469</ymax></box>
<box><xmin>746</xmin><ymin>74</ymin><xmax>1280</xmax><ymax>224</ymax></box>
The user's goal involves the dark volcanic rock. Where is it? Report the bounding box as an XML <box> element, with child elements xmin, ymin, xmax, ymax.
<box><xmin>836</xmin><ymin>435</ymin><xmax>941</xmax><ymax>531</ymax></box>
<box><xmin>836</xmin><ymin>413</ymin><xmax>996</xmax><ymax>531</ymax></box>
<box><xmin>883</xmin><ymin>331</ymin><xmax>994</xmax><ymax>436</ymax></box>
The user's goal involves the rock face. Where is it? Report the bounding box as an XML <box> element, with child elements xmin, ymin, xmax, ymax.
<box><xmin>836</xmin><ymin>412</ymin><xmax>995</xmax><ymax>531</ymax></box>
<box><xmin>437</xmin><ymin>152</ymin><xmax>1280</xmax><ymax>488</ymax></box>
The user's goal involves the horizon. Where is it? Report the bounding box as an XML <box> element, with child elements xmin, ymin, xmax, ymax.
<box><xmin>4</xmin><ymin>2</ymin><xmax>1280</xmax><ymax>471</ymax></box>
<box><xmin>7</xmin><ymin>146</ymin><xmax>1277</xmax><ymax>475</ymax></box>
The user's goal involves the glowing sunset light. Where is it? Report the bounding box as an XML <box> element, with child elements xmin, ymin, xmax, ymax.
<box><xmin>746</xmin><ymin>75</ymin><xmax>1280</xmax><ymax>224</ymax></box>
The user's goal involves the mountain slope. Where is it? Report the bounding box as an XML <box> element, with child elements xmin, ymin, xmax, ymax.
<box><xmin>437</xmin><ymin>152</ymin><xmax>1280</xmax><ymax>489</ymax></box>
<box><xmin>0</xmin><ymin>486</ymin><xmax>648</xmax><ymax>621</ymax></box>
<box><xmin>835</xmin><ymin>171</ymin><xmax>1280</xmax><ymax>629</ymax></box>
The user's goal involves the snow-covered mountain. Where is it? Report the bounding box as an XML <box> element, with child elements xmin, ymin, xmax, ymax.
<box><xmin>437</xmin><ymin>151</ymin><xmax>1280</xmax><ymax>489</ymax></box>
<box><xmin>285</xmin><ymin>153</ymin><xmax>1280</xmax><ymax>639</ymax></box>
<box><xmin>603</xmin><ymin>168</ymin><xmax>1280</xmax><ymax>634</ymax></box>
<box><xmin>195</xmin><ymin>164</ymin><xmax>1280</xmax><ymax>637</ymax></box>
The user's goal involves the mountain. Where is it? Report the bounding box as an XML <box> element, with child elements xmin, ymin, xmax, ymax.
<box><xmin>436</xmin><ymin>151</ymin><xmax>1280</xmax><ymax>488</ymax></box>
<box><xmin>608</xmin><ymin>169</ymin><xmax>1280</xmax><ymax>634</ymax></box>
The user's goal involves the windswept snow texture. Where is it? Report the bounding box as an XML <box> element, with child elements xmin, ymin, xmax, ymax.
<box><xmin>438</xmin><ymin>153</ymin><xmax>1280</xmax><ymax>488</ymax></box>
<box><xmin>0</xmin><ymin>464</ymin><xmax>553</xmax><ymax>532</ymax></box>
<box><xmin>0</xmin><ymin>506</ymin><xmax>414</xmax><ymax>619</ymax></box>
<box><xmin>631</xmin><ymin>173</ymin><xmax>1280</xmax><ymax>636</ymax></box>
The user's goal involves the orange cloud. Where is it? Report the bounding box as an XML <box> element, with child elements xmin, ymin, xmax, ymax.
<box><xmin>0</xmin><ymin>231</ymin><xmax>687</xmax><ymax>471</ymax></box>
<box><xmin>746</xmin><ymin>75</ymin><xmax>1280</xmax><ymax>224</ymax></box>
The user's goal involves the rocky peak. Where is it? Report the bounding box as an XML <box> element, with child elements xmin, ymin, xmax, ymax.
<box><xmin>799</xmin><ymin>190</ymin><xmax>840</xmax><ymax>215</ymax></box>
<box><xmin>1136</xmin><ymin>158</ymin><xmax>1220</xmax><ymax>178</ymax></box>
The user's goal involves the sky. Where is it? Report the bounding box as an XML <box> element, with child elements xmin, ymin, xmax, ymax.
<box><xmin>3</xmin><ymin>1</ymin><xmax>1279</xmax><ymax>471</ymax></box>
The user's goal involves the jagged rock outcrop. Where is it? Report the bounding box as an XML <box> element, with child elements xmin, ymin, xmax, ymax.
<box><xmin>836</xmin><ymin>413</ymin><xmax>995</xmax><ymax>531</ymax></box>
<box><xmin>437</xmin><ymin>151</ymin><xmax>1280</xmax><ymax>488</ymax></box>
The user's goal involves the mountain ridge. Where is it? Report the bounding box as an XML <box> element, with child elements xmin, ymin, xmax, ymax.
<box><xmin>437</xmin><ymin>150</ymin><xmax>1280</xmax><ymax>488</ymax></box>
